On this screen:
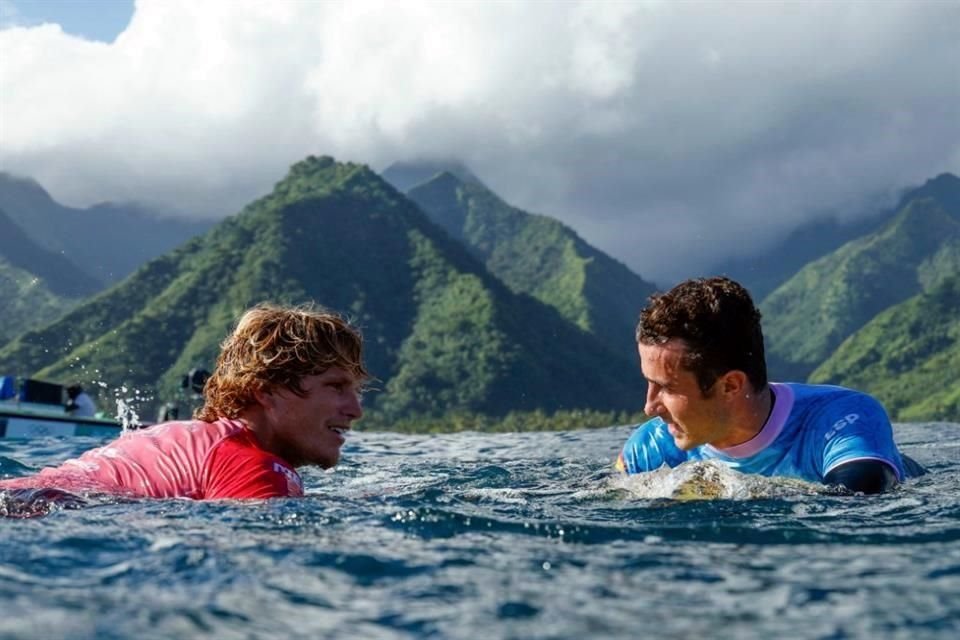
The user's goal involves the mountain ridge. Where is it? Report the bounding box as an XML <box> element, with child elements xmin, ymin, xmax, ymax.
<box><xmin>0</xmin><ymin>207</ymin><xmax>102</xmax><ymax>296</ymax></box>
<box><xmin>810</xmin><ymin>274</ymin><xmax>960</xmax><ymax>421</ymax></box>
<box><xmin>0</xmin><ymin>171</ymin><xmax>213</xmax><ymax>286</ymax></box>
<box><xmin>763</xmin><ymin>192</ymin><xmax>960</xmax><ymax>382</ymax></box>
<box><xmin>404</xmin><ymin>169</ymin><xmax>658</xmax><ymax>361</ymax></box>
<box><xmin>0</xmin><ymin>156</ymin><xmax>645</xmax><ymax>421</ymax></box>
<box><xmin>717</xmin><ymin>172</ymin><xmax>960</xmax><ymax>300</ymax></box>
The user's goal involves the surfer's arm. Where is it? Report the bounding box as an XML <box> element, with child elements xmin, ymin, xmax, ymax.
<box><xmin>823</xmin><ymin>459</ymin><xmax>898</xmax><ymax>494</ymax></box>
<box><xmin>617</xmin><ymin>419</ymin><xmax>677</xmax><ymax>474</ymax></box>
<box><xmin>819</xmin><ymin>393</ymin><xmax>905</xmax><ymax>493</ymax></box>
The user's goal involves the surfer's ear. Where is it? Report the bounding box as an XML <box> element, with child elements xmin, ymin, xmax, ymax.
<box><xmin>252</xmin><ymin>385</ymin><xmax>275</xmax><ymax>410</ymax></box>
<box><xmin>717</xmin><ymin>370</ymin><xmax>748</xmax><ymax>399</ymax></box>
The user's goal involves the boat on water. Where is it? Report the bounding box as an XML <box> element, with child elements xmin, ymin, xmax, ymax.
<box><xmin>0</xmin><ymin>377</ymin><xmax>122</xmax><ymax>439</ymax></box>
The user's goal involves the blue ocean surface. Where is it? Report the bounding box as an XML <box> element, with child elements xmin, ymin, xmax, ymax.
<box><xmin>1</xmin><ymin>422</ymin><xmax>958</xmax><ymax>640</ymax></box>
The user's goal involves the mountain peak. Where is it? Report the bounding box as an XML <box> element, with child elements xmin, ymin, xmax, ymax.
<box><xmin>929</xmin><ymin>172</ymin><xmax>960</xmax><ymax>187</ymax></box>
<box><xmin>381</xmin><ymin>159</ymin><xmax>484</xmax><ymax>192</ymax></box>
<box><xmin>895</xmin><ymin>171</ymin><xmax>960</xmax><ymax>219</ymax></box>
<box><xmin>0</xmin><ymin>171</ymin><xmax>57</xmax><ymax>208</ymax></box>
<box><xmin>284</xmin><ymin>154</ymin><xmax>365</xmax><ymax>187</ymax></box>
<box><xmin>916</xmin><ymin>172</ymin><xmax>960</xmax><ymax>200</ymax></box>
<box><xmin>289</xmin><ymin>154</ymin><xmax>337</xmax><ymax>174</ymax></box>
<box><xmin>430</xmin><ymin>170</ymin><xmax>465</xmax><ymax>188</ymax></box>
<box><xmin>267</xmin><ymin>155</ymin><xmax>394</xmax><ymax>206</ymax></box>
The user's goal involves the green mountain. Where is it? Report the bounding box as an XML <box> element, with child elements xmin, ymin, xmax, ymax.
<box><xmin>716</xmin><ymin>173</ymin><xmax>960</xmax><ymax>300</ymax></box>
<box><xmin>0</xmin><ymin>208</ymin><xmax>100</xmax><ymax>344</ymax></box>
<box><xmin>396</xmin><ymin>167</ymin><xmax>658</xmax><ymax>361</ymax></box>
<box><xmin>716</xmin><ymin>214</ymin><xmax>887</xmax><ymax>301</ymax></box>
<box><xmin>762</xmin><ymin>175</ymin><xmax>960</xmax><ymax>381</ymax></box>
<box><xmin>0</xmin><ymin>261</ymin><xmax>77</xmax><ymax>346</ymax></box>
<box><xmin>0</xmin><ymin>207</ymin><xmax>102</xmax><ymax>296</ymax></box>
<box><xmin>0</xmin><ymin>156</ymin><xmax>644</xmax><ymax>421</ymax></box>
<box><xmin>0</xmin><ymin>172</ymin><xmax>212</xmax><ymax>286</ymax></box>
<box><xmin>810</xmin><ymin>275</ymin><xmax>960</xmax><ymax>421</ymax></box>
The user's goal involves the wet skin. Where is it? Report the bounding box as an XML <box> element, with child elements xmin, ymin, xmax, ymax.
<box><xmin>252</xmin><ymin>367</ymin><xmax>364</xmax><ymax>468</ymax></box>
<box><xmin>639</xmin><ymin>340</ymin><xmax>763</xmax><ymax>451</ymax></box>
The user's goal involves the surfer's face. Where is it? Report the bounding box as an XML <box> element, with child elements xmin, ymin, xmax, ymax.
<box><xmin>639</xmin><ymin>340</ymin><xmax>729</xmax><ymax>450</ymax></box>
<box><xmin>254</xmin><ymin>367</ymin><xmax>364</xmax><ymax>468</ymax></box>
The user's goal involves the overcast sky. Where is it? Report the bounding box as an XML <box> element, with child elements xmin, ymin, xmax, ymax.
<box><xmin>1</xmin><ymin>0</ymin><xmax>958</xmax><ymax>283</ymax></box>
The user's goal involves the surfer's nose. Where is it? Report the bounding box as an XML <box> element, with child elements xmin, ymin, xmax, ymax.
<box><xmin>645</xmin><ymin>382</ymin><xmax>664</xmax><ymax>417</ymax></box>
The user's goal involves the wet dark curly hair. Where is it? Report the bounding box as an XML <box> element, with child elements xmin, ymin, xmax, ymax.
<box><xmin>636</xmin><ymin>276</ymin><xmax>767</xmax><ymax>393</ymax></box>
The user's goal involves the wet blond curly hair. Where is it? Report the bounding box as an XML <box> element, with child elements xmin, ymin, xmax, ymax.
<box><xmin>195</xmin><ymin>303</ymin><xmax>368</xmax><ymax>422</ymax></box>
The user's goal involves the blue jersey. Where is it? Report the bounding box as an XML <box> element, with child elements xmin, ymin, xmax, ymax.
<box><xmin>617</xmin><ymin>383</ymin><xmax>907</xmax><ymax>483</ymax></box>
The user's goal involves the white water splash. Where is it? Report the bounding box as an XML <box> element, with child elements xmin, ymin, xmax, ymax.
<box><xmin>81</xmin><ymin>379</ymin><xmax>152</xmax><ymax>431</ymax></box>
<box><xmin>610</xmin><ymin>460</ymin><xmax>822</xmax><ymax>500</ymax></box>
<box><xmin>52</xmin><ymin>363</ymin><xmax>153</xmax><ymax>431</ymax></box>
<box><xmin>111</xmin><ymin>385</ymin><xmax>149</xmax><ymax>432</ymax></box>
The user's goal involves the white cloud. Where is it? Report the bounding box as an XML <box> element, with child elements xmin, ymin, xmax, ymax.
<box><xmin>1</xmin><ymin>0</ymin><xmax>958</xmax><ymax>283</ymax></box>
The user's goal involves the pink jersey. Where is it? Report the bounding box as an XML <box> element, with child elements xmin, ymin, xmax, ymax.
<box><xmin>0</xmin><ymin>418</ymin><xmax>304</xmax><ymax>500</ymax></box>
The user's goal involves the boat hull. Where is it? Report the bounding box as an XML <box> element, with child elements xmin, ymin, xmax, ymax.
<box><xmin>0</xmin><ymin>408</ymin><xmax>122</xmax><ymax>439</ymax></box>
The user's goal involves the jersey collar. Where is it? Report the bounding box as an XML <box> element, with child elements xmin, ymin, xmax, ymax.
<box><xmin>706</xmin><ymin>382</ymin><xmax>795</xmax><ymax>459</ymax></box>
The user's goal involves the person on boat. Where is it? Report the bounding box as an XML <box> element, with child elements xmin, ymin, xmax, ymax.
<box><xmin>0</xmin><ymin>303</ymin><xmax>367</xmax><ymax>500</ymax></box>
<box><xmin>615</xmin><ymin>276</ymin><xmax>922</xmax><ymax>494</ymax></box>
<box><xmin>65</xmin><ymin>384</ymin><xmax>97</xmax><ymax>417</ymax></box>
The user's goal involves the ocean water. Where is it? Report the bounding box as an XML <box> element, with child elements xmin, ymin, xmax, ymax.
<box><xmin>1</xmin><ymin>422</ymin><xmax>958</xmax><ymax>640</ymax></box>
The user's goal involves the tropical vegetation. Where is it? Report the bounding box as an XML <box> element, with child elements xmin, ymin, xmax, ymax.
<box><xmin>762</xmin><ymin>174</ymin><xmax>960</xmax><ymax>385</ymax></box>
<box><xmin>0</xmin><ymin>156</ymin><xmax>645</xmax><ymax>425</ymax></box>
<box><xmin>403</xmin><ymin>168</ymin><xmax>657</xmax><ymax>361</ymax></box>
<box><xmin>2</xmin><ymin>160</ymin><xmax>958</xmax><ymax>426</ymax></box>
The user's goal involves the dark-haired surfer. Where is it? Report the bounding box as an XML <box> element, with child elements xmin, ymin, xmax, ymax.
<box><xmin>616</xmin><ymin>276</ymin><xmax>921</xmax><ymax>494</ymax></box>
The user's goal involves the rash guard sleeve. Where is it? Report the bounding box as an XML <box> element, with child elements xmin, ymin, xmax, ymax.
<box><xmin>619</xmin><ymin>419</ymin><xmax>685</xmax><ymax>474</ymax></box>
<box><xmin>819</xmin><ymin>393</ymin><xmax>904</xmax><ymax>482</ymax></box>
<box><xmin>202</xmin><ymin>432</ymin><xmax>305</xmax><ymax>499</ymax></box>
